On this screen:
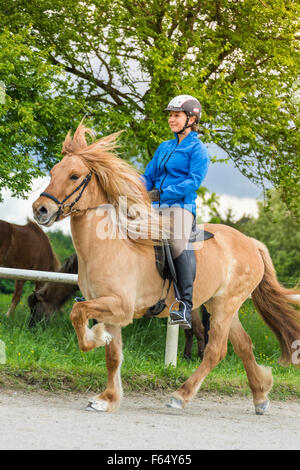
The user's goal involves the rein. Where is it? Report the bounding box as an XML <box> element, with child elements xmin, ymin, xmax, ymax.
<box><xmin>40</xmin><ymin>172</ymin><xmax>92</xmax><ymax>221</ymax></box>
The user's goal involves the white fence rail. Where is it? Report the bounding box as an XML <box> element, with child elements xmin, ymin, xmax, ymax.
<box><xmin>0</xmin><ymin>267</ymin><xmax>179</xmax><ymax>367</ymax></box>
<box><xmin>0</xmin><ymin>267</ymin><xmax>78</xmax><ymax>285</ymax></box>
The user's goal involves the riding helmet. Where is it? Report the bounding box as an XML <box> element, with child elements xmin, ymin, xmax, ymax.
<box><xmin>164</xmin><ymin>95</ymin><xmax>202</xmax><ymax>123</ymax></box>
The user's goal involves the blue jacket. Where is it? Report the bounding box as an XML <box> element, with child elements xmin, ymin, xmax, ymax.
<box><xmin>143</xmin><ymin>132</ymin><xmax>210</xmax><ymax>216</ymax></box>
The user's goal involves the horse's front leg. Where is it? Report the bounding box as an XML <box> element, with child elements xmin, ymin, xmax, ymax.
<box><xmin>70</xmin><ymin>295</ymin><xmax>131</xmax><ymax>352</ymax></box>
<box><xmin>87</xmin><ymin>324</ymin><xmax>123</xmax><ymax>413</ymax></box>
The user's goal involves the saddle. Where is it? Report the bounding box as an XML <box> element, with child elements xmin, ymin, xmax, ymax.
<box><xmin>144</xmin><ymin>221</ymin><xmax>214</xmax><ymax>317</ymax></box>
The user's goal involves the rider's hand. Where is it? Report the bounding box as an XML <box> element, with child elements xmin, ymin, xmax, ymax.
<box><xmin>149</xmin><ymin>189</ymin><xmax>160</xmax><ymax>202</ymax></box>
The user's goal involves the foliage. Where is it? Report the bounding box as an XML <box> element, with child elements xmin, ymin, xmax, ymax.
<box><xmin>237</xmin><ymin>191</ymin><xmax>300</xmax><ymax>286</ymax></box>
<box><xmin>0</xmin><ymin>1</ymin><xmax>299</xmax><ymax>215</ymax></box>
<box><xmin>47</xmin><ymin>230</ymin><xmax>75</xmax><ymax>264</ymax></box>
<box><xmin>0</xmin><ymin>28</ymin><xmax>46</xmax><ymax>199</ymax></box>
<box><xmin>196</xmin><ymin>186</ymin><xmax>221</xmax><ymax>222</ymax></box>
<box><xmin>0</xmin><ymin>279</ymin><xmax>14</xmax><ymax>294</ymax></box>
<box><xmin>0</xmin><ymin>27</ymin><xmax>88</xmax><ymax>202</ymax></box>
<box><xmin>212</xmin><ymin>190</ymin><xmax>300</xmax><ymax>286</ymax></box>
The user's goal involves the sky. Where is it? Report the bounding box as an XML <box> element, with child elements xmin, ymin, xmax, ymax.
<box><xmin>0</xmin><ymin>142</ymin><xmax>267</xmax><ymax>236</ymax></box>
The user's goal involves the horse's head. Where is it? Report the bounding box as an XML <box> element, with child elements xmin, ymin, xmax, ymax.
<box><xmin>32</xmin><ymin>122</ymin><xmax>123</xmax><ymax>227</ymax></box>
<box><xmin>27</xmin><ymin>288</ymin><xmax>54</xmax><ymax>324</ymax></box>
<box><xmin>32</xmin><ymin>155</ymin><xmax>96</xmax><ymax>227</ymax></box>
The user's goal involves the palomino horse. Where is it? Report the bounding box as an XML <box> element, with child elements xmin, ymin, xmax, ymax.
<box><xmin>33</xmin><ymin>123</ymin><xmax>300</xmax><ymax>415</ymax></box>
<box><xmin>0</xmin><ymin>219</ymin><xmax>60</xmax><ymax>317</ymax></box>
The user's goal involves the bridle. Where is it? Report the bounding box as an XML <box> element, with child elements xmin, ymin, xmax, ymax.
<box><xmin>40</xmin><ymin>172</ymin><xmax>92</xmax><ymax>221</ymax></box>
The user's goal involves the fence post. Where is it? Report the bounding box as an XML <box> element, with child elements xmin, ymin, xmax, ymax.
<box><xmin>164</xmin><ymin>322</ymin><xmax>179</xmax><ymax>367</ymax></box>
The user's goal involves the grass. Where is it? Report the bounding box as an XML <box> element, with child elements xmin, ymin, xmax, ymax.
<box><xmin>0</xmin><ymin>292</ymin><xmax>299</xmax><ymax>401</ymax></box>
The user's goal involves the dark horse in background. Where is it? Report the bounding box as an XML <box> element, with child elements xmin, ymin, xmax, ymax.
<box><xmin>28</xmin><ymin>253</ymin><xmax>79</xmax><ymax>327</ymax></box>
<box><xmin>0</xmin><ymin>219</ymin><xmax>60</xmax><ymax>317</ymax></box>
<box><xmin>28</xmin><ymin>252</ymin><xmax>210</xmax><ymax>358</ymax></box>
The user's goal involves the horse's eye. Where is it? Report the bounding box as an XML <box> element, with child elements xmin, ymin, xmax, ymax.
<box><xmin>70</xmin><ymin>174</ymin><xmax>79</xmax><ymax>181</ymax></box>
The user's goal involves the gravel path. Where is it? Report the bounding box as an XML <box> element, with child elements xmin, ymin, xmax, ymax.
<box><xmin>0</xmin><ymin>390</ymin><xmax>299</xmax><ymax>450</ymax></box>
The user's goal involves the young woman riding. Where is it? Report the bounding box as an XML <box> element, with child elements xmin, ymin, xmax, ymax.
<box><xmin>143</xmin><ymin>95</ymin><xmax>210</xmax><ymax>329</ymax></box>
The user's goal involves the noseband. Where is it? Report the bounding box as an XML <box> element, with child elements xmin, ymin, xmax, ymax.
<box><xmin>40</xmin><ymin>172</ymin><xmax>92</xmax><ymax>221</ymax></box>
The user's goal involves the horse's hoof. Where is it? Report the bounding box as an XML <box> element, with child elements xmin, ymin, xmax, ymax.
<box><xmin>255</xmin><ymin>400</ymin><xmax>270</xmax><ymax>415</ymax></box>
<box><xmin>166</xmin><ymin>397</ymin><xmax>184</xmax><ymax>410</ymax></box>
<box><xmin>86</xmin><ymin>399</ymin><xmax>108</xmax><ymax>412</ymax></box>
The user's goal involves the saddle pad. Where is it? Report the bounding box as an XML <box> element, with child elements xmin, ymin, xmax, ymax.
<box><xmin>189</xmin><ymin>228</ymin><xmax>214</xmax><ymax>243</ymax></box>
<box><xmin>154</xmin><ymin>229</ymin><xmax>214</xmax><ymax>280</ymax></box>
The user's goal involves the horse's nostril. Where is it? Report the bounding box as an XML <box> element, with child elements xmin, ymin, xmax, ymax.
<box><xmin>39</xmin><ymin>206</ymin><xmax>48</xmax><ymax>215</ymax></box>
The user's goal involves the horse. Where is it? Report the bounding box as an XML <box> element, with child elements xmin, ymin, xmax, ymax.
<box><xmin>0</xmin><ymin>219</ymin><xmax>60</xmax><ymax>317</ymax></box>
<box><xmin>27</xmin><ymin>253</ymin><xmax>79</xmax><ymax>326</ymax></box>
<box><xmin>28</xmin><ymin>251</ymin><xmax>208</xmax><ymax>358</ymax></box>
<box><xmin>32</xmin><ymin>122</ymin><xmax>300</xmax><ymax>415</ymax></box>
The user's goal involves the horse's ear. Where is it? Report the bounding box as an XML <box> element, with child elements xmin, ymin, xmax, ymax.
<box><xmin>61</xmin><ymin>122</ymin><xmax>95</xmax><ymax>155</ymax></box>
<box><xmin>62</xmin><ymin>130</ymin><xmax>73</xmax><ymax>155</ymax></box>
<box><xmin>73</xmin><ymin>120</ymin><xmax>95</xmax><ymax>149</ymax></box>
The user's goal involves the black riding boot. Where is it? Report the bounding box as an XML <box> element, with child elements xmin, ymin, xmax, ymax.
<box><xmin>169</xmin><ymin>250</ymin><xmax>196</xmax><ymax>329</ymax></box>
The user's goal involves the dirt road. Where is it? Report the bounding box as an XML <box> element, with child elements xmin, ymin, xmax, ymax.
<box><xmin>0</xmin><ymin>390</ymin><xmax>299</xmax><ymax>450</ymax></box>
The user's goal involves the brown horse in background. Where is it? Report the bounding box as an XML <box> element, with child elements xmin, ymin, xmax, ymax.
<box><xmin>33</xmin><ymin>123</ymin><xmax>300</xmax><ymax>415</ymax></box>
<box><xmin>27</xmin><ymin>253</ymin><xmax>79</xmax><ymax>326</ymax></box>
<box><xmin>0</xmin><ymin>219</ymin><xmax>60</xmax><ymax>317</ymax></box>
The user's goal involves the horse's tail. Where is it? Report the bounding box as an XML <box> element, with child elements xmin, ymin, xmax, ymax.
<box><xmin>251</xmin><ymin>239</ymin><xmax>300</xmax><ymax>366</ymax></box>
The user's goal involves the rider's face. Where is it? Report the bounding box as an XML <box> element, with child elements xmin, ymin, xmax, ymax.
<box><xmin>168</xmin><ymin>111</ymin><xmax>195</xmax><ymax>134</ymax></box>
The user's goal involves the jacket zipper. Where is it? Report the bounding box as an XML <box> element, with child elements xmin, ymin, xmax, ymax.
<box><xmin>159</xmin><ymin>142</ymin><xmax>178</xmax><ymax>206</ymax></box>
<box><xmin>158</xmin><ymin>152</ymin><xmax>168</xmax><ymax>173</ymax></box>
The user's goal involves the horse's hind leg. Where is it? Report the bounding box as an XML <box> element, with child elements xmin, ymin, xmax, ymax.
<box><xmin>6</xmin><ymin>280</ymin><xmax>25</xmax><ymax>317</ymax></box>
<box><xmin>183</xmin><ymin>327</ymin><xmax>194</xmax><ymax>360</ymax></box>
<box><xmin>229</xmin><ymin>313</ymin><xmax>273</xmax><ymax>415</ymax></box>
<box><xmin>202</xmin><ymin>305</ymin><xmax>210</xmax><ymax>346</ymax></box>
<box><xmin>193</xmin><ymin>308</ymin><xmax>206</xmax><ymax>360</ymax></box>
<box><xmin>183</xmin><ymin>309</ymin><xmax>199</xmax><ymax>359</ymax></box>
<box><xmin>86</xmin><ymin>325</ymin><xmax>123</xmax><ymax>413</ymax></box>
<box><xmin>183</xmin><ymin>309</ymin><xmax>206</xmax><ymax>360</ymax></box>
<box><xmin>167</xmin><ymin>299</ymin><xmax>235</xmax><ymax>409</ymax></box>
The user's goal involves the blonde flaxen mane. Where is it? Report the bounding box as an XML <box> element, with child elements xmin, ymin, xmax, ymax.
<box><xmin>62</xmin><ymin>122</ymin><xmax>167</xmax><ymax>245</ymax></box>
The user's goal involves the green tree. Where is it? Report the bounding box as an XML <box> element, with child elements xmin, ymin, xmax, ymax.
<box><xmin>0</xmin><ymin>28</ymin><xmax>87</xmax><ymax>200</ymax></box>
<box><xmin>218</xmin><ymin>190</ymin><xmax>300</xmax><ymax>286</ymax></box>
<box><xmin>0</xmin><ymin>1</ymin><xmax>299</xmax><ymax>215</ymax></box>
<box><xmin>0</xmin><ymin>278</ymin><xmax>14</xmax><ymax>294</ymax></box>
<box><xmin>48</xmin><ymin>230</ymin><xmax>75</xmax><ymax>263</ymax></box>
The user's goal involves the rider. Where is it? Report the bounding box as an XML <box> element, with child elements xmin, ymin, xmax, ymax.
<box><xmin>143</xmin><ymin>95</ymin><xmax>210</xmax><ymax>329</ymax></box>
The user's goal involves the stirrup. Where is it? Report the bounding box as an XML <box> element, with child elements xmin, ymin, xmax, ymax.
<box><xmin>75</xmin><ymin>296</ymin><xmax>86</xmax><ymax>302</ymax></box>
<box><xmin>169</xmin><ymin>299</ymin><xmax>192</xmax><ymax>329</ymax></box>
